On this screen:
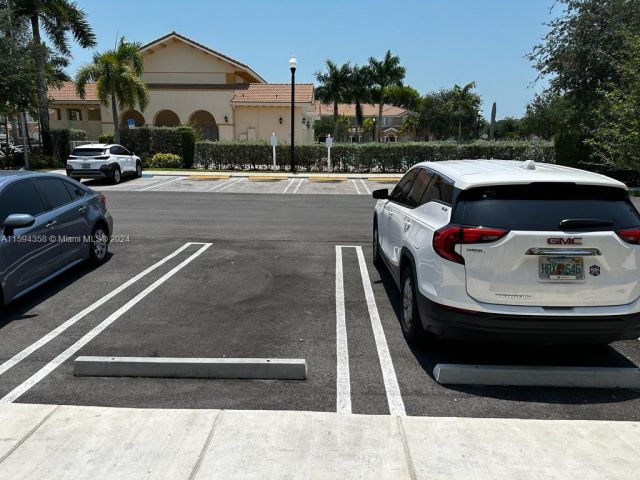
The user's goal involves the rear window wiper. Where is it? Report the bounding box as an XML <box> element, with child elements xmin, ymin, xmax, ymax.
<box><xmin>559</xmin><ymin>218</ymin><xmax>614</xmax><ymax>230</ymax></box>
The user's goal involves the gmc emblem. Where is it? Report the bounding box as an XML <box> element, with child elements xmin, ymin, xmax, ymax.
<box><xmin>547</xmin><ymin>237</ymin><xmax>582</xmax><ymax>245</ymax></box>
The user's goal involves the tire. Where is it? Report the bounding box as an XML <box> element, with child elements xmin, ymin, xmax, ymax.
<box><xmin>135</xmin><ymin>161</ymin><xmax>142</xmax><ymax>178</ymax></box>
<box><xmin>400</xmin><ymin>263</ymin><xmax>423</xmax><ymax>343</ymax></box>
<box><xmin>88</xmin><ymin>224</ymin><xmax>109</xmax><ymax>265</ymax></box>
<box><xmin>111</xmin><ymin>167</ymin><xmax>121</xmax><ymax>184</ymax></box>
<box><xmin>373</xmin><ymin>222</ymin><xmax>383</xmax><ymax>268</ymax></box>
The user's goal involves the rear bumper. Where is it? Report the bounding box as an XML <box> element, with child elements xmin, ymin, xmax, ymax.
<box><xmin>67</xmin><ymin>169</ymin><xmax>108</xmax><ymax>179</ymax></box>
<box><xmin>417</xmin><ymin>294</ymin><xmax>640</xmax><ymax>344</ymax></box>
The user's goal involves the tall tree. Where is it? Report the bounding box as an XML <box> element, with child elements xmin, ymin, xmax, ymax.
<box><xmin>386</xmin><ymin>85</ymin><xmax>421</xmax><ymax>111</ymax></box>
<box><xmin>450</xmin><ymin>82</ymin><xmax>480</xmax><ymax>142</ymax></box>
<box><xmin>345</xmin><ymin>65</ymin><xmax>372</xmax><ymax>142</ymax></box>
<box><xmin>13</xmin><ymin>0</ymin><xmax>95</xmax><ymax>154</ymax></box>
<box><xmin>368</xmin><ymin>51</ymin><xmax>406</xmax><ymax>141</ymax></box>
<box><xmin>315</xmin><ymin>60</ymin><xmax>351</xmax><ymax>140</ymax></box>
<box><xmin>75</xmin><ymin>38</ymin><xmax>148</xmax><ymax>144</ymax></box>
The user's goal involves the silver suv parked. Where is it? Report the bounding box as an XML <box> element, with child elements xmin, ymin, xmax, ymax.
<box><xmin>0</xmin><ymin>171</ymin><xmax>113</xmax><ymax>306</ymax></box>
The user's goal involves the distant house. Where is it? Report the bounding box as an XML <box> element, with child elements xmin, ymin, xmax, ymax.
<box><xmin>47</xmin><ymin>32</ymin><xmax>317</xmax><ymax>144</ymax></box>
<box><xmin>315</xmin><ymin>102</ymin><xmax>413</xmax><ymax>142</ymax></box>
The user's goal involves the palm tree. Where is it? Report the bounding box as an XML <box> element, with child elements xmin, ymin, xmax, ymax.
<box><xmin>345</xmin><ymin>65</ymin><xmax>372</xmax><ymax>142</ymax></box>
<box><xmin>13</xmin><ymin>0</ymin><xmax>95</xmax><ymax>154</ymax></box>
<box><xmin>76</xmin><ymin>38</ymin><xmax>149</xmax><ymax>144</ymax></box>
<box><xmin>450</xmin><ymin>82</ymin><xmax>478</xmax><ymax>142</ymax></box>
<box><xmin>315</xmin><ymin>60</ymin><xmax>351</xmax><ymax>139</ymax></box>
<box><xmin>368</xmin><ymin>51</ymin><xmax>405</xmax><ymax>142</ymax></box>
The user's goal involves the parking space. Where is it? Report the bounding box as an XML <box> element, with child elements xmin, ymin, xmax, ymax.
<box><xmin>79</xmin><ymin>174</ymin><xmax>398</xmax><ymax>195</ymax></box>
<box><xmin>1</xmin><ymin>192</ymin><xmax>638</xmax><ymax>420</ymax></box>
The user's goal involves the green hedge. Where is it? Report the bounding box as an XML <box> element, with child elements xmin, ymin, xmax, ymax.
<box><xmin>119</xmin><ymin>126</ymin><xmax>196</xmax><ymax>166</ymax></box>
<box><xmin>49</xmin><ymin>128</ymin><xmax>87</xmax><ymax>162</ymax></box>
<box><xmin>146</xmin><ymin>153</ymin><xmax>183</xmax><ymax>169</ymax></box>
<box><xmin>195</xmin><ymin>140</ymin><xmax>555</xmax><ymax>172</ymax></box>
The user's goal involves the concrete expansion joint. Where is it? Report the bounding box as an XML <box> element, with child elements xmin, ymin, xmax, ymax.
<box><xmin>0</xmin><ymin>405</ymin><xmax>60</xmax><ymax>465</ymax></box>
<box><xmin>188</xmin><ymin>410</ymin><xmax>225</xmax><ymax>480</ymax></box>
<box><xmin>397</xmin><ymin>416</ymin><xmax>418</xmax><ymax>480</ymax></box>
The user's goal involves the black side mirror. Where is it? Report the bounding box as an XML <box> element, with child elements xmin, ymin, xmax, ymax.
<box><xmin>372</xmin><ymin>188</ymin><xmax>389</xmax><ymax>199</ymax></box>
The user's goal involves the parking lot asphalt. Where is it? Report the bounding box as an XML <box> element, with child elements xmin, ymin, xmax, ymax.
<box><xmin>1</xmin><ymin>191</ymin><xmax>639</xmax><ymax>420</ymax></box>
<box><xmin>80</xmin><ymin>174</ymin><xmax>394</xmax><ymax>195</ymax></box>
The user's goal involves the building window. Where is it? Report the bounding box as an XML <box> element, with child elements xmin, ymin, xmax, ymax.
<box><xmin>87</xmin><ymin>108</ymin><xmax>101</xmax><ymax>121</ymax></box>
<box><xmin>49</xmin><ymin>108</ymin><xmax>61</xmax><ymax>121</ymax></box>
<box><xmin>68</xmin><ymin>109</ymin><xmax>82</xmax><ymax>121</ymax></box>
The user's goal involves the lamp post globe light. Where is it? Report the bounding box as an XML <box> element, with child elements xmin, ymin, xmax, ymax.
<box><xmin>289</xmin><ymin>56</ymin><xmax>297</xmax><ymax>173</ymax></box>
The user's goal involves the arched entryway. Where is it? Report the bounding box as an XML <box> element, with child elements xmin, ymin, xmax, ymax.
<box><xmin>189</xmin><ymin>110</ymin><xmax>218</xmax><ymax>141</ymax></box>
<box><xmin>154</xmin><ymin>110</ymin><xmax>181</xmax><ymax>127</ymax></box>
<box><xmin>120</xmin><ymin>110</ymin><xmax>145</xmax><ymax>129</ymax></box>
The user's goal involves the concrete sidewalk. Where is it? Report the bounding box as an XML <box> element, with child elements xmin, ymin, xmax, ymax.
<box><xmin>0</xmin><ymin>404</ymin><xmax>638</xmax><ymax>479</ymax></box>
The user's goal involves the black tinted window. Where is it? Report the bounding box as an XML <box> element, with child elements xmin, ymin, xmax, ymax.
<box><xmin>459</xmin><ymin>183</ymin><xmax>640</xmax><ymax>231</ymax></box>
<box><xmin>390</xmin><ymin>169</ymin><xmax>418</xmax><ymax>203</ymax></box>
<box><xmin>35</xmin><ymin>178</ymin><xmax>73</xmax><ymax>210</ymax></box>
<box><xmin>0</xmin><ymin>180</ymin><xmax>45</xmax><ymax>223</ymax></box>
<box><xmin>63</xmin><ymin>180</ymin><xmax>87</xmax><ymax>200</ymax></box>
<box><xmin>406</xmin><ymin>169</ymin><xmax>434</xmax><ymax>207</ymax></box>
<box><xmin>422</xmin><ymin>175</ymin><xmax>454</xmax><ymax>205</ymax></box>
<box><xmin>72</xmin><ymin>148</ymin><xmax>104</xmax><ymax>157</ymax></box>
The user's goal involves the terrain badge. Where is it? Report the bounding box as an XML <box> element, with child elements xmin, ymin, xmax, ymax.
<box><xmin>589</xmin><ymin>265</ymin><xmax>600</xmax><ymax>277</ymax></box>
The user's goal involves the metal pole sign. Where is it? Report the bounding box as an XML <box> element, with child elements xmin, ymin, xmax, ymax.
<box><xmin>270</xmin><ymin>132</ymin><xmax>278</xmax><ymax>170</ymax></box>
<box><xmin>325</xmin><ymin>134</ymin><xmax>333</xmax><ymax>171</ymax></box>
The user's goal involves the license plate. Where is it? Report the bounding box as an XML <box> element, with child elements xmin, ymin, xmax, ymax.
<box><xmin>82</xmin><ymin>163</ymin><xmax>91</xmax><ymax>169</ymax></box>
<box><xmin>539</xmin><ymin>256</ymin><xmax>584</xmax><ymax>281</ymax></box>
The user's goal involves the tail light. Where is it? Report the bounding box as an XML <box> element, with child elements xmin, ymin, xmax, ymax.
<box><xmin>94</xmin><ymin>155</ymin><xmax>110</xmax><ymax>160</ymax></box>
<box><xmin>98</xmin><ymin>193</ymin><xmax>107</xmax><ymax>206</ymax></box>
<box><xmin>68</xmin><ymin>155</ymin><xmax>77</xmax><ymax>159</ymax></box>
<box><xmin>433</xmin><ymin>225</ymin><xmax>509</xmax><ymax>264</ymax></box>
<box><xmin>616</xmin><ymin>228</ymin><xmax>640</xmax><ymax>244</ymax></box>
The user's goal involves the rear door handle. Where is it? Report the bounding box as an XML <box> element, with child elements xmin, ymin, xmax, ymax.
<box><xmin>45</xmin><ymin>220</ymin><xmax>58</xmax><ymax>228</ymax></box>
<box><xmin>78</xmin><ymin>205</ymin><xmax>87</xmax><ymax>213</ymax></box>
<box><xmin>403</xmin><ymin>220</ymin><xmax>412</xmax><ymax>232</ymax></box>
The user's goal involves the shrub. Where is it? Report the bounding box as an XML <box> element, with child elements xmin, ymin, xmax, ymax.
<box><xmin>147</xmin><ymin>152</ymin><xmax>183</xmax><ymax>169</ymax></box>
<box><xmin>98</xmin><ymin>132</ymin><xmax>114</xmax><ymax>143</ymax></box>
<box><xmin>68</xmin><ymin>129</ymin><xmax>87</xmax><ymax>141</ymax></box>
<box><xmin>119</xmin><ymin>126</ymin><xmax>196</xmax><ymax>162</ymax></box>
<box><xmin>194</xmin><ymin>140</ymin><xmax>555</xmax><ymax>172</ymax></box>
<box><xmin>554</xmin><ymin>133</ymin><xmax>590</xmax><ymax>168</ymax></box>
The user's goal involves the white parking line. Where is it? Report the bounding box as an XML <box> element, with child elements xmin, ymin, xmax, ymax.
<box><xmin>217</xmin><ymin>177</ymin><xmax>245</xmax><ymax>192</ymax></box>
<box><xmin>282</xmin><ymin>178</ymin><xmax>296</xmax><ymax>194</ymax></box>
<box><xmin>359</xmin><ymin>179</ymin><xmax>371</xmax><ymax>195</ymax></box>
<box><xmin>207</xmin><ymin>177</ymin><xmax>236</xmax><ymax>192</ymax></box>
<box><xmin>0</xmin><ymin>243</ymin><xmax>212</xmax><ymax>404</ymax></box>
<box><xmin>351</xmin><ymin>179</ymin><xmax>362</xmax><ymax>195</ymax></box>
<box><xmin>0</xmin><ymin>242</ymin><xmax>198</xmax><ymax>379</ymax></box>
<box><xmin>292</xmin><ymin>178</ymin><xmax>304</xmax><ymax>194</ymax></box>
<box><xmin>137</xmin><ymin>176</ymin><xmax>182</xmax><ymax>191</ymax></box>
<box><xmin>335</xmin><ymin>246</ymin><xmax>352</xmax><ymax>414</ymax></box>
<box><xmin>355</xmin><ymin>246</ymin><xmax>406</xmax><ymax>416</ymax></box>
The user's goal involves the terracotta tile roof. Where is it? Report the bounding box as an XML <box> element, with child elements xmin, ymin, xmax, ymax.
<box><xmin>140</xmin><ymin>31</ymin><xmax>266</xmax><ymax>83</ymax></box>
<box><xmin>48</xmin><ymin>81</ymin><xmax>98</xmax><ymax>102</ymax></box>
<box><xmin>316</xmin><ymin>102</ymin><xmax>409</xmax><ymax>117</ymax></box>
<box><xmin>232</xmin><ymin>83</ymin><xmax>314</xmax><ymax>105</ymax></box>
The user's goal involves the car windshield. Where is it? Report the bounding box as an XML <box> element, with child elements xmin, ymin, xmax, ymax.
<box><xmin>459</xmin><ymin>183</ymin><xmax>640</xmax><ymax>230</ymax></box>
<box><xmin>72</xmin><ymin>148</ymin><xmax>105</xmax><ymax>156</ymax></box>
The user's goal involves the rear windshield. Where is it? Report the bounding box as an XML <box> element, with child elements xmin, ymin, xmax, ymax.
<box><xmin>72</xmin><ymin>148</ymin><xmax>105</xmax><ymax>157</ymax></box>
<box><xmin>458</xmin><ymin>183</ymin><xmax>640</xmax><ymax>231</ymax></box>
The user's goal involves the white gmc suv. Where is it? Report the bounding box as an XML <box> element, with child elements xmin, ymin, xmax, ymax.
<box><xmin>372</xmin><ymin>159</ymin><xmax>640</xmax><ymax>344</ymax></box>
<box><xmin>66</xmin><ymin>144</ymin><xmax>142</xmax><ymax>184</ymax></box>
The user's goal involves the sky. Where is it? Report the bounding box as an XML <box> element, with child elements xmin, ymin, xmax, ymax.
<box><xmin>67</xmin><ymin>0</ymin><xmax>560</xmax><ymax>120</ymax></box>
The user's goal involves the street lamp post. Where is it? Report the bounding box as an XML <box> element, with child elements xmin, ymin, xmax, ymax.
<box><xmin>289</xmin><ymin>56</ymin><xmax>297</xmax><ymax>173</ymax></box>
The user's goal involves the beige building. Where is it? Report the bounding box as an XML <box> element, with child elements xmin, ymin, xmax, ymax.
<box><xmin>47</xmin><ymin>32</ymin><xmax>316</xmax><ymax>144</ymax></box>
